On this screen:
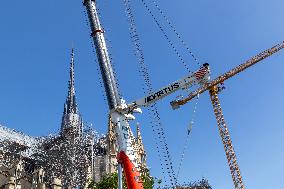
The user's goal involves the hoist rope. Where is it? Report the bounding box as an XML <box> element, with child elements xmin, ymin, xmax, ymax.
<box><xmin>176</xmin><ymin>94</ymin><xmax>199</xmax><ymax>181</ymax></box>
<box><xmin>123</xmin><ymin>2</ymin><xmax>151</xmax><ymax>93</ymax></box>
<box><xmin>140</xmin><ymin>0</ymin><xmax>192</xmax><ymax>73</ymax></box>
<box><xmin>149</xmin><ymin>0</ymin><xmax>201</xmax><ymax>67</ymax></box>
<box><xmin>123</xmin><ymin>0</ymin><xmax>177</xmax><ymax>187</ymax></box>
<box><xmin>149</xmin><ymin>104</ymin><xmax>177</xmax><ymax>187</ymax></box>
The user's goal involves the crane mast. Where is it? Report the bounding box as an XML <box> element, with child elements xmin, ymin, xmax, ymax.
<box><xmin>83</xmin><ymin>0</ymin><xmax>120</xmax><ymax>110</ymax></box>
<box><xmin>209</xmin><ymin>86</ymin><xmax>244</xmax><ymax>189</ymax></box>
<box><xmin>83</xmin><ymin>1</ymin><xmax>143</xmax><ymax>188</ymax></box>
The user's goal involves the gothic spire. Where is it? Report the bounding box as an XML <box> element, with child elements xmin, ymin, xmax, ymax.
<box><xmin>65</xmin><ymin>48</ymin><xmax>78</xmax><ymax>114</ymax></box>
<box><xmin>136</xmin><ymin>123</ymin><xmax>144</xmax><ymax>152</ymax></box>
<box><xmin>136</xmin><ymin>123</ymin><xmax>146</xmax><ymax>168</ymax></box>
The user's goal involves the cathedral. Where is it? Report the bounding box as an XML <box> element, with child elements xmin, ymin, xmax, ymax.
<box><xmin>0</xmin><ymin>49</ymin><xmax>146</xmax><ymax>189</ymax></box>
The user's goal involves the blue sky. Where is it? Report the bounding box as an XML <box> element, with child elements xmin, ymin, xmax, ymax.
<box><xmin>0</xmin><ymin>0</ymin><xmax>283</xmax><ymax>188</ymax></box>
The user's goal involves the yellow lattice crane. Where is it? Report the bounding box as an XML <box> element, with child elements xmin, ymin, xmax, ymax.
<box><xmin>170</xmin><ymin>41</ymin><xmax>284</xmax><ymax>189</ymax></box>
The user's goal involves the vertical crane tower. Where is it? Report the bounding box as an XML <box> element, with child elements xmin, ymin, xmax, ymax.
<box><xmin>83</xmin><ymin>1</ymin><xmax>143</xmax><ymax>188</ymax></box>
<box><xmin>83</xmin><ymin>0</ymin><xmax>120</xmax><ymax>110</ymax></box>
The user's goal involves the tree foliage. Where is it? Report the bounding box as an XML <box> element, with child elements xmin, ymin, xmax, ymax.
<box><xmin>88</xmin><ymin>168</ymin><xmax>154</xmax><ymax>189</ymax></box>
<box><xmin>175</xmin><ymin>178</ymin><xmax>212</xmax><ymax>189</ymax></box>
<box><xmin>141</xmin><ymin>168</ymin><xmax>154</xmax><ymax>189</ymax></box>
<box><xmin>88</xmin><ymin>172</ymin><xmax>122</xmax><ymax>189</ymax></box>
<box><xmin>88</xmin><ymin>172</ymin><xmax>212</xmax><ymax>189</ymax></box>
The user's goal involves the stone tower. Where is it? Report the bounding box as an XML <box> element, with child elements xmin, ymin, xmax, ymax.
<box><xmin>61</xmin><ymin>48</ymin><xmax>83</xmax><ymax>137</ymax></box>
<box><xmin>36</xmin><ymin>48</ymin><xmax>93</xmax><ymax>188</ymax></box>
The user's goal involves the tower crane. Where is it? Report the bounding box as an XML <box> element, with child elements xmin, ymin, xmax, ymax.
<box><xmin>170</xmin><ymin>41</ymin><xmax>284</xmax><ymax>189</ymax></box>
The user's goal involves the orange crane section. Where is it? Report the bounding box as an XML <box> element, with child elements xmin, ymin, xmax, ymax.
<box><xmin>171</xmin><ymin>41</ymin><xmax>284</xmax><ymax>189</ymax></box>
<box><xmin>209</xmin><ymin>86</ymin><xmax>244</xmax><ymax>189</ymax></box>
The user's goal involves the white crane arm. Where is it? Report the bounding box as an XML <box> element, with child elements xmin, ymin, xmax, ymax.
<box><xmin>117</xmin><ymin>64</ymin><xmax>210</xmax><ymax>113</ymax></box>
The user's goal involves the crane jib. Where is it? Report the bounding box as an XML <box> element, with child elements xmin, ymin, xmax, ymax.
<box><xmin>144</xmin><ymin>82</ymin><xmax>180</xmax><ymax>103</ymax></box>
<box><xmin>129</xmin><ymin>66</ymin><xmax>210</xmax><ymax>109</ymax></box>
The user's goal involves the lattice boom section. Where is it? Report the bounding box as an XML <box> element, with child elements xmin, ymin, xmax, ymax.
<box><xmin>209</xmin><ymin>87</ymin><xmax>245</xmax><ymax>189</ymax></box>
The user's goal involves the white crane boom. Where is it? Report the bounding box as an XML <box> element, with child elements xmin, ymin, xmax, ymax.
<box><xmin>117</xmin><ymin>64</ymin><xmax>211</xmax><ymax>114</ymax></box>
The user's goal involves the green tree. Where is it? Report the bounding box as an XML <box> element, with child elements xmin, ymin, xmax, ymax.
<box><xmin>141</xmin><ymin>168</ymin><xmax>154</xmax><ymax>189</ymax></box>
<box><xmin>88</xmin><ymin>168</ymin><xmax>155</xmax><ymax>189</ymax></box>
<box><xmin>88</xmin><ymin>173</ymin><xmax>127</xmax><ymax>189</ymax></box>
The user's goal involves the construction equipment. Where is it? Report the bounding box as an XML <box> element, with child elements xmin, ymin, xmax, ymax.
<box><xmin>112</xmin><ymin>64</ymin><xmax>211</xmax><ymax>189</ymax></box>
<box><xmin>170</xmin><ymin>41</ymin><xmax>284</xmax><ymax>189</ymax></box>
<box><xmin>119</xmin><ymin>63</ymin><xmax>210</xmax><ymax>114</ymax></box>
<box><xmin>84</xmin><ymin>0</ymin><xmax>284</xmax><ymax>188</ymax></box>
<box><xmin>83</xmin><ymin>1</ymin><xmax>139</xmax><ymax>188</ymax></box>
<box><xmin>83</xmin><ymin>0</ymin><xmax>211</xmax><ymax>188</ymax></box>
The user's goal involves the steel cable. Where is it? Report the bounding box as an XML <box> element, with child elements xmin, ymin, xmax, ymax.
<box><xmin>176</xmin><ymin>94</ymin><xmax>199</xmax><ymax>181</ymax></box>
<box><xmin>123</xmin><ymin>0</ymin><xmax>177</xmax><ymax>187</ymax></box>
<box><xmin>150</xmin><ymin>0</ymin><xmax>201</xmax><ymax>67</ymax></box>
<box><xmin>140</xmin><ymin>0</ymin><xmax>192</xmax><ymax>73</ymax></box>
